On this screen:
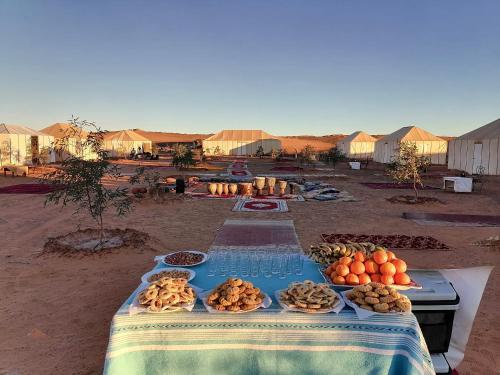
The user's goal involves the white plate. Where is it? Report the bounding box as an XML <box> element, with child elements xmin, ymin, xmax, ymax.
<box><xmin>129</xmin><ymin>282</ymin><xmax>200</xmax><ymax>315</ymax></box>
<box><xmin>200</xmin><ymin>291</ymin><xmax>272</xmax><ymax>314</ymax></box>
<box><xmin>275</xmin><ymin>288</ymin><xmax>345</xmax><ymax>314</ymax></box>
<box><xmin>341</xmin><ymin>290</ymin><xmax>412</xmax><ymax>319</ymax></box>
<box><xmin>162</xmin><ymin>251</ymin><xmax>208</xmax><ymax>267</ymax></box>
<box><xmin>141</xmin><ymin>267</ymin><xmax>196</xmax><ymax>284</ymax></box>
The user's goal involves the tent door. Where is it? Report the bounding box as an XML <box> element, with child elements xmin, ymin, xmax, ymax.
<box><xmin>472</xmin><ymin>143</ymin><xmax>483</xmax><ymax>173</ymax></box>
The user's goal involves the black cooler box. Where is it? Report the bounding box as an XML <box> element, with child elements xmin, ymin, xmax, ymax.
<box><xmin>402</xmin><ymin>270</ymin><xmax>460</xmax><ymax>354</ymax></box>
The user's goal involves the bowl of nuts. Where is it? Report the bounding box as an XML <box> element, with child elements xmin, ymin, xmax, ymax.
<box><xmin>162</xmin><ymin>251</ymin><xmax>207</xmax><ymax>267</ymax></box>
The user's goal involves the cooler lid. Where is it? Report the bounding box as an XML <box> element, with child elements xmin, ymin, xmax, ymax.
<box><xmin>431</xmin><ymin>353</ymin><xmax>451</xmax><ymax>374</ymax></box>
<box><xmin>402</xmin><ymin>270</ymin><xmax>458</xmax><ymax>303</ymax></box>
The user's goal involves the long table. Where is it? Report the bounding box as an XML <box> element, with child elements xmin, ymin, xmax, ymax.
<box><xmin>104</xmin><ymin>258</ymin><xmax>435</xmax><ymax>375</ymax></box>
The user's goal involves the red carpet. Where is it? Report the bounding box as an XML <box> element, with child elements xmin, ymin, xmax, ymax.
<box><xmin>360</xmin><ymin>182</ymin><xmax>438</xmax><ymax>190</ymax></box>
<box><xmin>0</xmin><ymin>184</ymin><xmax>63</xmax><ymax>194</ymax></box>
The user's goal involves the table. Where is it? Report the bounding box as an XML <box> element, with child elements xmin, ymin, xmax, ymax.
<box><xmin>442</xmin><ymin>177</ymin><xmax>473</xmax><ymax>193</ymax></box>
<box><xmin>349</xmin><ymin>162</ymin><xmax>361</xmax><ymax>170</ymax></box>
<box><xmin>104</xmin><ymin>259</ymin><xmax>434</xmax><ymax>375</ymax></box>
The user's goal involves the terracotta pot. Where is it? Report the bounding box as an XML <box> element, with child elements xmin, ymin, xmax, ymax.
<box><xmin>254</xmin><ymin>177</ymin><xmax>266</xmax><ymax>196</ymax></box>
<box><xmin>222</xmin><ymin>183</ymin><xmax>229</xmax><ymax>195</ymax></box>
<box><xmin>278</xmin><ymin>180</ymin><xmax>287</xmax><ymax>196</ymax></box>
<box><xmin>228</xmin><ymin>183</ymin><xmax>238</xmax><ymax>195</ymax></box>
<box><xmin>266</xmin><ymin>177</ymin><xmax>276</xmax><ymax>195</ymax></box>
<box><xmin>216</xmin><ymin>183</ymin><xmax>224</xmax><ymax>195</ymax></box>
<box><xmin>239</xmin><ymin>182</ymin><xmax>253</xmax><ymax>196</ymax></box>
<box><xmin>208</xmin><ymin>183</ymin><xmax>217</xmax><ymax>195</ymax></box>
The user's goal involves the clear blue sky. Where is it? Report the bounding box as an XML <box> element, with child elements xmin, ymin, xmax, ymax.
<box><xmin>1</xmin><ymin>0</ymin><xmax>499</xmax><ymax>136</ymax></box>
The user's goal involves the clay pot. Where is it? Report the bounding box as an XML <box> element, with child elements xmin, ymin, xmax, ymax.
<box><xmin>216</xmin><ymin>183</ymin><xmax>224</xmax><ymax>195</ymax></box>
<box><xmin>278</xmin><ymin>180</ymin><xmax>287</xmax><ymax>196</ymax></box>
<box><xmin>166</xmin><ymin>177</ymin><xmax>176</xmax><ymax>184</ymax></box>
<box><xmin>266</xmin><ymin>177</ymin><xmax>276</xmax><ymax>195</ymax></box>
<box><xmin>239</xmin><ymin>182</ymin><xmax>253</xmax><ymax>196</ymax></box>
<box><xmin>254</xmin><ymin>177</ymin><xmax>266</xmax><ymax>196</ymax></box>
<box><xmin>228</xmin><ymin>183</ymin><xmax>238</xmax><ymax>195</ymax></box>
<box><xmin>222</xmin><ymin>183</ymin><xmax>229</xmax><ymax>195</ymax></box>
<box><xmin>208</xmin><ymin>183</ymin><xmax>217</xmax><ymax>195</ymax></box>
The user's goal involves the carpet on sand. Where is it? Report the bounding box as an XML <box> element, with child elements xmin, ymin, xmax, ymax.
<box><xmin>232</xmin><ymin>199</ymin><xmax>288</xmax><ymax>212</ymax></box>
<box><xmin>321</xmin><ymin>233</ymin><xmax>449</xmax><ymax>250</ymax></box>
<box><xmin>403</xmin><ymin>212</ymin><xmax>500</xmax><ymax>227</ymax></box>
<box><xmin>360</xmin><ymin>182</ymin><xmax>439</xmax><ymax>190</ymax></box>
<box><xmin>0</xmin><ymin>184</ymin><xmax>62</xmax><ymax>194</ymax></box>
<box><xmin>211</xmin><ymin>219</ymin><xmax>300</xmax><ymax>250</ymax></box>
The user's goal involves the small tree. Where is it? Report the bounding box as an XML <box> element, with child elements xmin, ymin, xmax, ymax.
<box><xmin>387</xmin><ymin>141</ymin><xmax>431</xmax><ymax>201</ymax></box>
<box><xmin>130</xmin><ymin>166</ymin><xmax>163</xmax><ymax>201</ymax></box>
<box><xmin>299</xmin><ymin>145</ymin><xmax>316</xmax><ymax>168</ymax></box>
<box><xmin>256</xmin><ymin>145</ymin><xmax>264</xmax><ymax>158</ymax></box>
<box><xmin>326</xmin><ymin>147</ymin><xmax>346</xmax><ymax>169</ymax></box>
<box><xmin>172</xmin><ymin>144</ymin><xmax>195</xmax><ymax>171</ymax></box>
<box><xmin>41</xmin><ymin>116</ymin><xmax>132</xmax><ymax>245</ymax></box>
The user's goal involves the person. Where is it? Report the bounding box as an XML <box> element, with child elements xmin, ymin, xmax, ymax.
<box><xmin>130</xmin><ymin>148</ymin><xmax>136</xmax><ymax>159</ymax></box>
<box><xmin>138</xmin><ymin>146</ymin><xmax>142</xmax><ymax>154</ymax></box>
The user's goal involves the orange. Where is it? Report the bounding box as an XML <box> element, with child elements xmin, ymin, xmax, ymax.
<box><xmin>345</xmin><ymin>273</ymin><xmax>360</xmax><ymax>285</ymax></box>
<box><xmin>339</xmin><ymin>257</ymin><xmax>352</xmax><ymax>266</ymax></box>
<box><xmin>391</xmin><ymin>259</ymin><xmax>407</xmax><ymax>274</ymax></box>
<box><xmin>331</xmin><ymin>261</ymin><xmax>339</xmax><ymax>269</ymax></box>
<box><xmin>364</xmin><ymin>260</ymin><xmax>379</xmax><ymax>274</ymax></box>
<box><xmin>394</xmin><ymin>272</ymin><xmax>411</xmax><ymax>285</ymax></box>
<box><xmin>350</xmin><ymin>260</ymin><xmax>366</xmax><ymax>275</ymax></box>
<box><xmin>380</xmin><ymin>262</ymin><xmax>396</xmax><ymax>276</ymax></box>
<box><xmin>372</xmin><ymin>250</ymin><xmax>388</xmax><ymax>265</ymax></box>
<box><xmin>333</xmin><ymin>275</ymin><xmax>346</xmax><ymax>285</ymax></box>
<box><xmin>325</xmin><ymin>265</ymin><xmax>333</xmax><ymax>275</ymax></box>
<box><xmin>386</xmin><ymin>250</ymin><xmax>396</xmax><ymax>261</ymax></box>
<box><xmin>370</xmin><ymin>273</ymin><xmax>382</xmax><ymax>282</ymax></box>
<box><xmin>336</xmin><ymin>264</ymin><xmax>350</xmax><ymax>277</ymax></box>
<box><xmin>358</xmin><ymin>273</ymin><xmax>371</xmax><ymax>285</ymax></box>
<box><xmin>354</xmin><ymin>251</ymin><xmax>365</xmax><ymax>262</ymax></box>
<box><xmin>381</xmin><ymin>274</ymin><xmax>394</xmax><ymax>285</ymax></box>
<box><xmin>329</xmin><ymin>271</ymin><xmax>337</xmax><ymax>280</ymax></box>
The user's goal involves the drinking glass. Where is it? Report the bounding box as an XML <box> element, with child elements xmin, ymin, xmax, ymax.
<box><xmin>291</xmin><ymin>253</ymin><xmax>304</xmax><ymax>275</ymax></box>
<box><xmin>250</xmin><ymin>252</ymin><xmax>260</xmax><ymax>277</ymax></box>
<box><xmin>229</xmin><ymin>251</ymin><xmax>239</xmax><ymax>276</ymax></box>
<box><xmin>218</xmin><ymin>250</ymin><xmax>228</xmax><ymax>276</ymax></box>
<box><xmin>286</xmin><ymin>252</ymin><xmax>293</xmax><ymax>275</ymax></box>
<box><xmin>279</xmin><ymin>255</ymin><xmax>288</xmax><ymax>279</ymax></box>
<box><xmin>260</xmin><ymin>252</ymin><xmax>272</xmax><ymax>278</ymax></box>
<box><xmin>271</xmin><ymin>251</ymin><xmax>281</xmax><ymax>275</ymax></box>
<box><xmin>240</xmin><ymin>251</ymin><xmax>250</xmax><ymax>277</ymax></box>
<box><xmin>207</xmin><ymin>250</ymin><xmax>217</xmax><ymax>277</ymax></box>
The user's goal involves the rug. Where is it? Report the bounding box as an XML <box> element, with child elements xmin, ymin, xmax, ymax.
<box><xmin>321</xmin><ymin>233</ymin><xmax>449</xmax><ymax>250</ymax></box>
<box><xmin>360</xmin><ymin>182</ymin><xmax>439</xmax><ymax>190</ymax></box>
<box><xmin>271</xmin><ymin>166</ymin><xmax>302</xmax><ymax>172</ymax></box>
<box><xmin>0</xmin><ymin>184</ymin><xmax>63</xmax><ymax>194</ymax></box>
<box><xmin>232</xmin><ymin>199</ymin><xmax>288</xmax><ymax>212</ymax></box>
<box><xmin>253</xmin><ymin>194</ymin><xmax>305</xmax><ymax>201</ymax></box>
<box><xmin>231</xmin><ymin>170</ymin><xmax>250</xmax><ymax>176</ymax></box>
<box><xmin>185</xmin><ymin>192</ymin><xmax>240</xmax><ymax>199</ymax></box>
<box><xmin>211</xmin><ymin>219</ymin><xmax>301</xmax><ymax>250</ymax></box>
<box><xmin>403</xmin><ymin>212</ymin><xmax>500</xmax><ymax>227</ymax></box>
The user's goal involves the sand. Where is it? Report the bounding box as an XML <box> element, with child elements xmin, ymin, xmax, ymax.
<box><xmin>0</xmin><ymin>160</ymin><xmax>499</xmax><ymax>375</ymax></box>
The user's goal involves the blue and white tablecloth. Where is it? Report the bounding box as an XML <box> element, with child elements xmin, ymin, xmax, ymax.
<box><xmin>104</xmin><ymin>259</ymin><xmax>434</xmax><ymax>375</ymax></box>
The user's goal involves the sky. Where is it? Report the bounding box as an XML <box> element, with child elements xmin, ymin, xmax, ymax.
<box><xmin>1</xmin><ymin>1</ymin><xmax>499</xmax><ymax>136</ymax></box>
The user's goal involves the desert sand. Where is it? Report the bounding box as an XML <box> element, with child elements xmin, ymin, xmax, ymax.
<box><xmin>0</xmin><ymin>159</ymin><xmax>498</xmax><ymax>375</ymax></box>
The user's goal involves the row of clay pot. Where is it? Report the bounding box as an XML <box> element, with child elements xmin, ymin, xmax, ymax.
<box><xmin>253</xmin><ymin>176</ymin><xmax>287</xmax><ymax>195</ymax></box>
<box><xmin>207</xmin><ymin>182</ymin><xmax>239</xmax><ymax>196</ymax></box>
<box><xmin>207</xmin><ymin>178</ymin><xmax>288</xmax><ymax>196</ymax></box>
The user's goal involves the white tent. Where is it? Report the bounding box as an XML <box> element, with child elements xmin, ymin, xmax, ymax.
<box><xmin>40</xmin><ymin>123</ymin><xmax>97</xmax><ymax>161</ymax></box>
<box><xmin>373</xmin><ymin>126</ymin><xmax>448</xmax><ymax>165</ymax></box>
<box><xmin>203</xmin><ymin>130</ymin><xmax>281</xmax><ymax>156</ymax></box>
<box><xmin>103</xmin><ymin>130</ymin><xmax>152</xmax><ymax>157</ymax></box>
<box><xmin>336</xmin><ymin>131</ymin><xmax>377</xmax><ymax>159</ymax></box>
<box><xmin>448</xmin><ymin>118</ymin><xmax>500</xmax><ymax>175</ymax></box>
<box><xmin>0</xmin><ymin>124</ymin><xmax>55</xmax><ymax>167</ymax></box>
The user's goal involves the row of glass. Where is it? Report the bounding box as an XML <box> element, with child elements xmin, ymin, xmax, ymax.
<box><xmin>206</xmin><ymin>249</ymin><xmax>304</xmax><ymax>278</ymax></box>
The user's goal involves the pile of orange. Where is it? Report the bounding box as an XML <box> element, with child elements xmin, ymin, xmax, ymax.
<box><xmin>325</xmin><ymin>249</ymin><xmax>411</xmax><ymax>286</ymax></box>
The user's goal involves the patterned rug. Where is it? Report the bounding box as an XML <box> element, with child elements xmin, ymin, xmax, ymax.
<box><xmin>253</xmin><ymin>194</ymin><xmax>305</xmax><ymax>201</ymax></box>
<box><xmin>321</xmin><ymin>233</ymin><xmax>449</xmax><ymax>250</ymax></box>
<box><xmin>0</xmin><ymin>184</ymin><xmax>63</xmax><ymax>194</ymax></box>
<box><xmin>403</xmin><ymin>212</ymin><xmax>500</xmax><ymax>227</ymax></box>
<box><xmin>211</xmin><ymin>219</ymin><xmax>301</xmax><ymax>250</ymax></box>
<box><xmin>185</xmin><ymin>192</ymin><xmax>240</xmax><ymax>199</ymax></box>
<box><xmin>232</xmin><ymin>199</ymin><xmax>288</xmax><ymax>212</ymax></box>
<box><xmin>360</xmin><ymin>182</ymin><xmax>439</xmax><ymax>190</ymax></box>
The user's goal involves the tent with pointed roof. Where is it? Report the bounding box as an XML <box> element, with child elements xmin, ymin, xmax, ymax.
<box><xmin>0</xmin><ymin>124</ymin><xmax>55</xmax><ymax>167</ymax></box>
<box><xmin>40</xmin><ymin>123</ymin><xmax>97</xmax><ymax>161</ymax></box>
<box><xmin>103</xmin><ymin>130</ymin><xmax>152</xmax><ymax>157</ymax></box>
<box><xmin>373</xmin><ymin>126</ymin><xmax>448</xmax><ymax>165</ymax></box>
<box><xmin>448</xmin><ymin>118</ymin><xmax>500</xmax><ymax>175</ymax></box>
<box><xmin>202</xmin><ymin>130</ymin><xmax>281</xmax><ymax>156</ymax></box>
<box><xmin>336</xmin><ymin>131</ymin><xmax>377</xmax><ymax>159</ymax></box>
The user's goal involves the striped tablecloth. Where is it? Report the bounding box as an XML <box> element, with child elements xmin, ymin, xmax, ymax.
<box><xmin>104</xmin><ymin>260</ymin><xmax>435</xmax><ymax>375</ymax></box>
